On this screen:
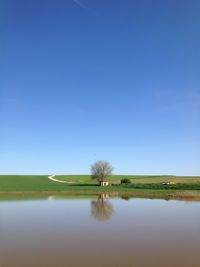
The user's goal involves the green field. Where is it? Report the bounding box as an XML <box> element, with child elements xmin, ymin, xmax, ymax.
<box><xmin>0</xmin><ymin>175</ymin><xmax>200</xmax><ymax>200</ymax></box>
<box><xmin>55</xmin><ymin>174</ymin><xmax>200</xmax><ymax>185</ymax></box>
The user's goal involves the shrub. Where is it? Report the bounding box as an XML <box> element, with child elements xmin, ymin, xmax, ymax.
<box><xmin>121</xmin><ymin>178</ymin><xmax>132</xmax><ymax>185</ymax></box>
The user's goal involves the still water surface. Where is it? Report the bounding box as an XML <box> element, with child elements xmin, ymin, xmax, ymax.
<box><xmin>0</xmin><ymin>196</ymin><xmax>200</xmax><ymax>267</ymax></box>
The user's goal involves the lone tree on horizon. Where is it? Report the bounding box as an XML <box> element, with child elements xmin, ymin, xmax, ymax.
<box><xmin>91</xmin><ymin>160</ymin><xmax>113</xmax><ymax>184</ymax></box>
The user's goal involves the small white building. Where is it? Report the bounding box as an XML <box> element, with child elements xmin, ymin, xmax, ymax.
<box><xmin>100</xmin><ymin>181</ymin><xmax>109</xmax><ymax>186</ymax></box>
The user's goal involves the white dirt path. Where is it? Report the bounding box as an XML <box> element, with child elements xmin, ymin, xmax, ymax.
<box><xmin>48</xmin><ymin>175</ymin><xmax>73</xmax><ymax>184</ymax></box>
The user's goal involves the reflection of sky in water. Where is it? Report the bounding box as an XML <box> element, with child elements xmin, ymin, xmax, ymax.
<box><xmin>0</xmin><ymin>198</ymin><xmax>200</xmax><ymax>267</ymax></box>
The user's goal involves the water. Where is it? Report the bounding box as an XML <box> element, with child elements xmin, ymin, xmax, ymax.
<box><xmin>0</xmin><ymin>196</ymin><xmax>200</xmax><ymax>267</ymax></box>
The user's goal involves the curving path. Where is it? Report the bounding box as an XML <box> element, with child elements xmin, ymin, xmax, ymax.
<box><xmin>48</xmin><ymin>175</ymin><xmax>73</xmax><ymax>184</ymax></box>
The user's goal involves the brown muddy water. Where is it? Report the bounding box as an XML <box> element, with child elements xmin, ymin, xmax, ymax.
<box><xmin>0</xmin><ymin>196</ymin><xmax>200</xmax><ymax>267</ymax></box>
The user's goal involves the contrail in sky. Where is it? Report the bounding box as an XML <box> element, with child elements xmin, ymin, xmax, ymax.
<box><xmin>72</xmin><ymin>0</ymin><xmax>88</xmax><ymax>10</ymax></box>
<box><xmin>72</xmin><ymin>0</ymin><xmax>98</xmax><ymax>16</ymax></box>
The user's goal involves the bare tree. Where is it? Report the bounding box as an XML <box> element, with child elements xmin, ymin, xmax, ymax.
<box><xmin>91</xmin><ymin>160</ymin><xmax>113</xmax><ymax>183</ymax></box>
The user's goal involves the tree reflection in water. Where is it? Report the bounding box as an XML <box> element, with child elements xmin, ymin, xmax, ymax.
<box><xmin>91</xmin><ymin>194</ymin><xmax>114</xmax><ymax>222</ymax></box>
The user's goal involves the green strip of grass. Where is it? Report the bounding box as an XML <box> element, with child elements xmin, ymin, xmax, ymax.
<box><xmin>0</xmin><ymin>175</ymin><xmax>200</xmax><ymax>201</ymax></box>
<box><xmin>55</xmin><ymin>174</ymin><xmax>200</xmax><ymax>184</ymax></box>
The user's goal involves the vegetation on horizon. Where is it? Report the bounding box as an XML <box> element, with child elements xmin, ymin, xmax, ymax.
<box><xmin>0</xmin><ymin>175</ymin><xmax>200</xmax><ymax>200</ymax></box>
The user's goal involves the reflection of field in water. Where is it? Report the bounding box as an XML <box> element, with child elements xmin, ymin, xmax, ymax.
<box><xmin>0</xmin><ymin>196</ymin><xmax>200</xmax><ymax>267</ymax></box>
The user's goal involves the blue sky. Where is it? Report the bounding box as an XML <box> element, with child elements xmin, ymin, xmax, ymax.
<box><xmin>1</xmin><ymin>0</ymin><xmax>200</xmax><ymax>175</ymax></box>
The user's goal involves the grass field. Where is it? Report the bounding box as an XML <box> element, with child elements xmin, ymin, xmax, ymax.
<box><xmin>55</xmin><ymin>174</ymin><xmax>200</xmax><ymax>185</ymax></box>
<box><xmin>0</xmin><ymin>175</ymin><xmax>200</xmax><ymax>200</ymax></box>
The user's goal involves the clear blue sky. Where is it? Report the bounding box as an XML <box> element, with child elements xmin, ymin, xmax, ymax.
<box><xmin>1</xmin><ymin>0</ymin><xmax>200</xmax><ymax>175</ymax></box>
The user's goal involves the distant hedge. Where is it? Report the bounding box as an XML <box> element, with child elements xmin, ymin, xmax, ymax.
<box><xmin>121</xmin><ymin>183</ymin><xmax>200</xmax><ymax>190</ymax></box>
